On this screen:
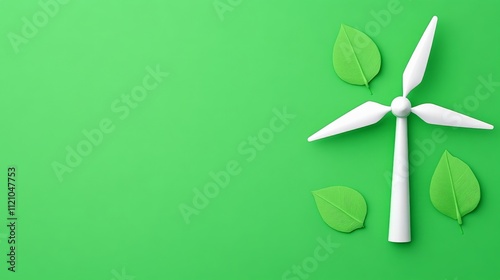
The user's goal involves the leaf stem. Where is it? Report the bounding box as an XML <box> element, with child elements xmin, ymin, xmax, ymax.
<box><xmin>458</xmin><ymin>223</ymin><xmax>464</xmax><ymax>235</ymax></box>
<box><xmin>366</xmin><ymin>85</ymin><xmax>373</xmax><ymax>95</ymax></box>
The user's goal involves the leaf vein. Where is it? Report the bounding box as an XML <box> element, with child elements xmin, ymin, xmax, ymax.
<box><xmin>314</xmin><ymin>193</ymin><xmax>363</xmax><ymax>225</ymax></box>
<box><xmin>445</xmin><ymin>152</ymin><xmax>462</xmax><ymax>224</ymax></box>
<box><xmin>341</xmin><ymin>25</ymin><xmax>369</xmax><ymax>88</ymax></box>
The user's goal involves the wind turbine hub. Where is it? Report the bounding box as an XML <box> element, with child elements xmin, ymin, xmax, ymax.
<box><xmin>391</xmin><ymin>96</ymin><xmax>411</xmax><ymax>117</ymax></box>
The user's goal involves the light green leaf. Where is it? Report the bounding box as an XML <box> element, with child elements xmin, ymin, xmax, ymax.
<box><xmin>430</xmin><ymin>150</ymin><xmax>481</xmax><ymax>227</ymax></box>
<box><xmin>333</xmin><ymin>24</ymin><xmax>381</xmax><ymax>89</ymax></box>
<box><xmin>312</xmin><ymin>186</ymin><xmax>367</xmax><ymax>233</ymax></box>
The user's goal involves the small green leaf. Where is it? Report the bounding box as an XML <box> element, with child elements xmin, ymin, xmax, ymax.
<box><xmin>312</xmin><ymin>186</ymin><xmax>367</xmax><ymax>233</ymax></box>
<box><xmin>430</xmin><ymin>150</ymin><xmax>481</xmax><ymax>228</ymax></box>
<box><xmin>333</xmin><ymin>24</ymin><xmax>381</xmax><ymax>89</ymax></box>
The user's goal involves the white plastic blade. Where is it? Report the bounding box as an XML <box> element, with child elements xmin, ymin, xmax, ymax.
<box><xmin>308</xmin><ymin>101</ymin><xmax>390</xmax><ymax>141</ymax></box>
<box><xmin>402</xmin><ymin>16</ymin><xmax>438</xmax><ymax>97</ymax></box>
<box><xmin>388</xmin><ymin>117</ymin><xmax>411</xmax><ymax>243</ymax></box>
<box><xmin>412</xmin><ymin>103</ymin><xmax>494</xmax><ymax>129</ymax></box>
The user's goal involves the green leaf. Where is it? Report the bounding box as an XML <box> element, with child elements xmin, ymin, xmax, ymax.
<box><xmin>312</xmin><ymin>186</ymin><xmax>367</xmax><ymax>233</ymax></box>
<box><xmin>333</xmin><ymin>24</ymin><xmax>381</xmax><ymax>89</ymax></box>
<box><xmin>430</xmin><ymin>150</ymin><xmax>481</xmax><ymax>227</ymax></box>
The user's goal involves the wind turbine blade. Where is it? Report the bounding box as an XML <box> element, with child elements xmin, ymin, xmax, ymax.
<box><xmin>308</xmin><ymin>101</ymin><xmax>390</xmax><ymax>141</ymax></box>
<box><xmin>411</xmin><ymin>103</ymin><xmax>494</xmax><ymax>129</ymax></box>
<box><xmin>402</xmin><ymin>16</ymin><xmax>438</xmax><ymax>97</ymax></box>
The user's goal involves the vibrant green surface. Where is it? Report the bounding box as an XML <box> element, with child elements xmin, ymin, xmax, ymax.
<box><xmin>313</xmin><ymin>186</ymin><xmax>367</xmax><ymax>232</ymax></box>
<box><xmin>1</xmin><ymin>0</ymin><xmax>499</xmax><ymax>279</ymax></box>
<box><xmin>430</xmin><ymin>151</ymin><xmax>480</xmax><ymax>226</ymax></box>
<box><xmin>333</xmin><ymin>25</ymin><xmax>381</xmax><ymax>87</ymax></box>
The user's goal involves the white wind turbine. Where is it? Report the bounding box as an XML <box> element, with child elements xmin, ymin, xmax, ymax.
<box><xmin>308</xmin><ymin>16</ymin><xmax>493</xmax><ymax>243</ymax></box>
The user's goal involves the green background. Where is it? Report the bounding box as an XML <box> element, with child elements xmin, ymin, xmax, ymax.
<box><xmin>1</xmin><ymin>0</ymin><xmax>499</xmax><ymax>279</ymax></box>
